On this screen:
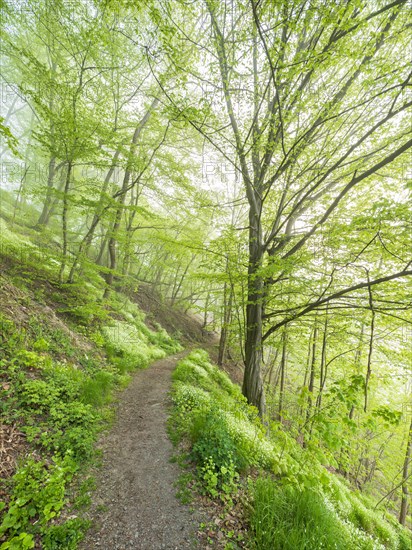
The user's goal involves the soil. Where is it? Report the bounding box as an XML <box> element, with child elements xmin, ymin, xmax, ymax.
<box><xmin>79</xmin><ymin>353</ymin><xmax>206</xmax><ymax>550</ymax></box>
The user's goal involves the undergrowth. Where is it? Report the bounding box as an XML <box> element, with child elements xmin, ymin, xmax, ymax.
<box><xmin>0</xmin><ymin>220</ymin><xmax>181</xmax><ymax>549</ymax></box>
<box><xmin>169</xmin><ymin>350</ymin><xmax>412</xmax><ymax>550</ymax></box>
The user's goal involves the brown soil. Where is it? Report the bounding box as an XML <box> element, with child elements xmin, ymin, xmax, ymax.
<box><xmin>79</xmin><ymin>353</ymin><xmax>207</xmax><ymax>550</ymax></box>
<box><xmin>0</xmin><ymin>423</ymin><xmax>28</xmax><ymax>478</ymax></box>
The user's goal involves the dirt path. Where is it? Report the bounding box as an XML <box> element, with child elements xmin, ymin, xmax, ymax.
<box><xmin>79</xmin><ymin>353</ymin><xmax>204</xmax><ymax>550</ymax></box>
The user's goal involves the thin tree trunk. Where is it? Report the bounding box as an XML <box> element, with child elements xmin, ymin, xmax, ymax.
<box><xmin>303</xmin><ymin>328</ymin><xmax>314</xmax><ymax>388</ymax></box>
<box><xmin>349</xmin><ymin>323</ymin><xmax>365</xmax><ymax>419</ymax></box>
<box><xmin>399</xmin><ymin>416</ymin><xmax>412</xmax><ymax>526</ymax></box>
<box><xmin>122</xmin><ymin>181</ymin><xmax>142</xmax><ymax>276</ymax></box>
<box><xmin>171</xmin><ymin>257</ymin><xmax>193</xmax><ymax>305</ymax></box>
<box><xmin>67</xmin><ymin>148</ymin><xmax>121</xmax><ymax>282</ymax></box>
<box><xmin>364</xmin><ymin>285</ymin><xmax>375</xmax><ymax>412</ymax></box>
<box><xmin>96</xmin><ymin>226</ymin><xmax>109</xmax><ymax>266</ymax></box>
<box><xmin>306</xmin><ymin>322</ymin><xmax>318</xmax><ymax>423</ymax></box>
<box><xmin>218</xmin><ymin>283</ymin><xmax>233</xmax><ymax>366</ymax></box>
<box><xmin>59</xmin><ymin>160</ymin><xmax>73</xmax><ymax>283</ymax></box>
<box><xmin>37</xmin><ymin>156</ymin><xmax>57</xmax><ymax>226</ymax></box>
<box><xmin>316</xmin><ymin>310</ymin><xmax>328</xmax><ymax>410</ymax></box>
<box><xmin>104</xmin><ymin>99</ymin><xmax>159</xmax><ymax>297</ymax></box>
<box><xmin>203</xmin><ymin>291</ymin><xmax>210</xmax><ymax>329</ymax></box>
<box><xmin>11</xmin><ymin>166</ymin><xmax>29</xmax><ymax>227</ymax></box>
<box><xmin>12</xmin><ymin>115</ymin><xmax>34</xmax><ymax>226</ymax></box>
<box><xmin>276</xmin><ymin>328</ymin><xmax>287</xmax><ymax>422</ymax></box>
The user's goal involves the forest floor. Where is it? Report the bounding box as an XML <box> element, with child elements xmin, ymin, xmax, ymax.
<box><xmin>79</xmin><ymin>352</ymin><xmax>206</xmax><ymax>550</ymax></box>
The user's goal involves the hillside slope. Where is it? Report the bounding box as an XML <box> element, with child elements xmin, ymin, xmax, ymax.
<box><xmin>0</xmin><ymin>218</ymin><xmax>182</xmax><ymax>549</ymax></box>
<box><xmin>169</xmin><ymin>350</ymin><xmax>412</xmax><ymax>550</ymax></box>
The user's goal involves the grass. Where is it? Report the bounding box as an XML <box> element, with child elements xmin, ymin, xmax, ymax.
<box><xmin>169</xmin><ymin>350</ymin><xmax>412</xmax><ymax>550</ymax></box>
<box><xmin>250</xmin><ymin>480</ymin><xmax>351</xmax><ymax>550</ymax></box>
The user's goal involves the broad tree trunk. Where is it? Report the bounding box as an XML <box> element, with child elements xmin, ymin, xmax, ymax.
<box><xmin>242</xmin><ymin>204</ymin><xmax>265</xmax><ymax>416</ymax></box>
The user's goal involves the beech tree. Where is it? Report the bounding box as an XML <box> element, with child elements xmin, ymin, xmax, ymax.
<box><xmin>154</xmin><ymin>0</ymin><xmax>412</xmax><ymax>414</ymax></box>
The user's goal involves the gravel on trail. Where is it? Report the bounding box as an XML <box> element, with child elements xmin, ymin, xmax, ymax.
<box><xmin>79</xmin><ymin>353</ymin><xmax>205</xmax><ymax>550</ymax></box>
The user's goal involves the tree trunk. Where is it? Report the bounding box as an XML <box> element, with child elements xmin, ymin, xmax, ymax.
<box><xmin>59</xmin><ymin>160</ymin><xmax>73</xmax><ymax>283</ymax></box>
<box><xmin>276</xmin><ymin>329</ymin><xmax>287</xmax><ymax>423</ymax></box>
<box><xmin>11</xmin><ymin>166</ymin><xmax>29</xmax><ymax>227</ymax></box>
<box><xmin>104</xmin><ymin>99</ymin><xmax>159</xmax><ymax>298</ymax></box>
<box><xmin>67</xmin><ymin>147</ymin><xmax>121</xmax><ymax>282</ymax></box>
<box><xmin>242</xmin><ymin>203</ymin><xmax>265</xmax><ymax>417</ymax></box>
<box><xmin>218</xmin><ymin>283</ymin><xmax>233</xmax><ymax>366</ymax></box>
<box><xmin>306</xmin><ymin>323</ymin><xmax>318</xmax><ymax>423</ymax></box>
<box><xmin>399</xmin><ymin>416</ymin><xmax>412</xmax><ymax>526</ymax></box>
<box><xmin>349</xmin><ymin>323</ymin><xmax>365</xmax><ymax>419</ymax></box>
<box><xmin>37</xmin><ymin>156</ymin><xmax>57</xmax><ymax>226</ymax></box>
<box><xmin>316</xmin><ymin>311</ymin><xmax>328</xmax><ymax>410</ymax></box>
<box><xmin>364</xmin><ymin>287</ymin><xmax>375</xmax><ymax>412</ymax></box>
<box><xmin>96</xmin><ymin>227</ymin><xmax>109</xmax><ymax>266</ymax></box>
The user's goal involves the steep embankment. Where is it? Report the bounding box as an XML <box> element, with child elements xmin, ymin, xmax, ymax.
<box><xmin>169</xmin><ymin>350</ymin><xmax>412</xmax><ymax>550</ymax></box>
<box><xmin>0</xmin><ymin>218</ymin><xmax>184</xmax><ymax>549</ymax></box>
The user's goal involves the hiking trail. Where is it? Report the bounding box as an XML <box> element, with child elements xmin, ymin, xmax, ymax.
<box><xmin>79</xmin><ymin>353</ymin><xmax>204</xmax><ymax>550</ymax></box>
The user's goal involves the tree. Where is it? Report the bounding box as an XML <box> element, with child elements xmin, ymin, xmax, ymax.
<box><xmin>156</xmin><ymin>0</ymin><xmax>412</xmax><ymax>415</ymax></box>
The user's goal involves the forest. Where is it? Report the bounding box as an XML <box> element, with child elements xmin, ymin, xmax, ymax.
<box><xmin>0</xmin><ymin>0</ymin><xmax>411</xmax><ymax>548</ymax></box>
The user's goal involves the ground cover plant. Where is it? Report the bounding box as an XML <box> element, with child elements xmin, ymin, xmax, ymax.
<box><xmin>0</xmin><ymin>223</ymin><xmax>181</xmax><ymax>549</ymax></box>
<box><xmin>169</xmin><ymin>350</ymin><xmax>412</xmax><ymax>549</ymax></box>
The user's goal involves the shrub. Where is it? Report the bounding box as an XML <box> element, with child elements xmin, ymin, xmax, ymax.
<box><xmin>0</xmin><ymin>454</ymin><xmax>77</xmax><ymax>543</ymax></box>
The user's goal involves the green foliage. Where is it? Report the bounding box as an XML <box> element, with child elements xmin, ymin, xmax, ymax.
<box><xmin>191</xmin><ymin>410</ymin><xmax>241</xmax><ymax>470</ymax></box>
<box><xmin>250</xmin><ymin>479</ymin><xmax>352</xmax><ymax>550</ymax></box>
<box><xmin>190</xmin><ymin>411</ymin><xmax>241</xmax><ymax>500</ymax></box>
<box><xmin>0</xmin><ymin>532</ymin><xmax>35</xmax><ymax>550</ymax></box>
<box><xmin>0</xmin><ymin>246</ymin><xmax>180</xmax><ymax>548</ymax></box>
<box><xmin>79</xmin><ymin>370</ymin><xmax>114</xmax><ymax>407</ymax></box>
<box><xmin>102</xmin><ymin>316</ymin><xmax>180</xmax><ymax>373</ymax></box>
<box><xmin>199</xmin><ymin>456</ymin><xmax>239</xmax><ymax>501</ymax></box>
<box><xmin>42</xmin><ymin>518</ymin><xmax>90</xmax><ymax>550</ymax></box>
<box><xmin>170</xmin><ymin>350</ymin><xmax>412</xmax><ymax>548</ymax></box>
<box><xmin>0</xmin><ymin>454</ymin><xmax>77</xmax><ymax>544</ymax></box>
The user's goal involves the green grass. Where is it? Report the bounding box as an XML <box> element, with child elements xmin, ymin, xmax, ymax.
<box><xmin>250</xmin><ymin>479</ymin><xmax>352</xmax><ymax>550</ymax></box>
<box><xmin>169</xmin><ymin>350</ymin><xmax>412</xmax><ymax>550</ymax></box>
